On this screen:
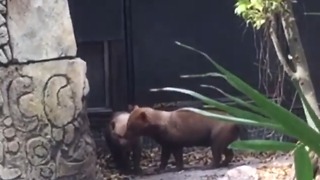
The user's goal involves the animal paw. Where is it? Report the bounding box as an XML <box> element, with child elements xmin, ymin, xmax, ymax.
<box><xmin>119</xmin><ymin>167</ymin><xmax>132</xmax><ymax>175</ymax></box>
<box><xmin>211</xmin><ymin>162</ymin><xmax>221</xmax><ymax>169</ymax></box>
<box><xmin>154</xmin><ymin>167</ymin><xmax>165</xmax><ymax>173</ymax></box>
<box><xmin>175</xmin><ymin>165</ymin><xmax>184</xmax><ymax>172</ymax></box>
<box><xmin>220</xmin><ymin>161</ymin><xmax>230</xmax><ymax>167</ymax></box>
<box><xmin>133</xmin><ymin>167</ymin><xmax>143</xmax><ymax>175</ymax></box>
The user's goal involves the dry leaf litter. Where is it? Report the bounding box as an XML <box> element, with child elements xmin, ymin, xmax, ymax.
<box><xmin>96</xmin><ymin>147</ymin><xmax>294</xmax><ymax>180</ymax></box>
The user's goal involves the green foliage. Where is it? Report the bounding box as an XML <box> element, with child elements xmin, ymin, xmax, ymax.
<box><xmin>234</xmin><ymin>0</ymin><xmax>284</xmax><ymax>29</ymax></box>
<box><xmin>294</xmin><ymin>144</ymin><xmax>313</xmax><ymax>180</ymax></box>
<box><xmin>151</xmin><ymin>42</ymin><xmax>317</xmax><ymax>180</ymax></box>
<box><xmin>292</xmin><ymin>80</ymin><xmax>320</xmax><ymax>132</ymax></box>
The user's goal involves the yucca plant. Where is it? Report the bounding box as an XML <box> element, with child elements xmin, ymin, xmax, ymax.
<box><xmin>151</xmin><ymin>42</ymin><xmax>320</xmax><ymax>180</ymax></box>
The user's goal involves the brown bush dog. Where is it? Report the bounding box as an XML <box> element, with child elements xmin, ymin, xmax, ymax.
<box><xmin>105</xmin><ymin>111</ymin><xmax>142</xmax><ymax>174</ymax></box>
<box><xmin>123</xmin><ymin>106</ymin><xmax>244</xmax><ymax>172</ymax></box>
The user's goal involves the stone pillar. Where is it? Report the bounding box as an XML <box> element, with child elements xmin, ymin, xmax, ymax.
<box><xmin>0</xmin><ymin>0</ymin><xmax>97</xmax><ymax>179</ymax></box>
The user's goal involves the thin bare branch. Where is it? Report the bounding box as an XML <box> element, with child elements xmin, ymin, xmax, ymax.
<box><xmin>304</xmin><ymin>12</ymin><xmax>320</xmax><ymax>16</ymax></box>
<box><xmin>289</xmin><ymin>91</ymin><xmax>298</xmax><ymax>112</ymax></box>
<box><xmin>269</xmin><ymin>15</ymin><xmax>295</xmax><ymax>78</ymax></box>
<box><xmin>180</xmin><ymin>72</ymin><xmax>224</xmax><ymax>79</ymax></box>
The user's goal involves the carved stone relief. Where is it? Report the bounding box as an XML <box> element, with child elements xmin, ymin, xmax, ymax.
<box><xmin>0</xmin><ymin>0</ymin><xmax>11</xmax><ymax>64</ymax></box>
<box><xmin>0</xmin><ymin>59</ymin><xmax>96</xmax><ymax>180</ymax></box>
<box><xmin>0</xmin><ymin>0</ymin><xmax>97</xmax><ymax>179</ymax></box>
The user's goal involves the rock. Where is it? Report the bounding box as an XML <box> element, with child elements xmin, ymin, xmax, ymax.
<box><xmin>7</xmin><ymin>0</ymin><xmax>76</xmax><ymax>62</ymax></box>
<box><xmin>64</xmin><ymin>124</ymin><xmax>75</xmax><ymax>145</ymax></box>
<box><xmin>0</xmin><ymin>142</ymin><xmax>3</xmax><ymax>163</ymax></box>
<box><xmin>2</xmin><ymin>44</ymin><xmax>11</xmax><ymax>61</ymax></box>
<box><xmin>6</xmin><ymin>141</ymin><xmax>19</xmax><ymax>154</ymax></box>
<box><xmin>0</xmin><ymin>25</ymin><xmax>8</xmax><ymax>46</ymax></box>
<box><xmin>0</xmin><ymin>58</ymin><xmax>96</xmax><ymax>179</ymax></box>
<box><xmin>52</xmin><ymin>127</ymin><xmax>64</xmax><ymax>142</ymax></box>
<box><xmin>0</xmin><ymin>3</ymin><xmax>5</xmax><ymax>14</ymax></box>
<box><xmin>218</xmin><ymin>165</ymin><xmax>259</xmax><ymax>180</ymax></box>
<box><xmin>0</xmin><ymin>0</ymin><xmax>5</xmax><ymax>6</ymax></box>
<box><xmin>3</xmin><ymin>117</ymin><xmax>12</xmax><ymax>127</ymax></box>
<box><xmin>0</xmin><ymin>15</ymin><xmax>5</xmax><ymax>26</ymax></box>
<box><xmin>0</xmin><ymin>165</ymin><xmax>22</xmax><ymax>180</ymax></box>
<box><xmin>3</xmin><ymin>127</ymin><xmax>15</xmax><ymax>139</ymax></box>
<box><xmin>0</xmin><ymin>0</ymin><xmax>98</xmax><ymax>179</ymax></box>
<box><xmin>0</xmin><ymin>49</ymin><xmax>7</xmax><ymax>63</ymax></box>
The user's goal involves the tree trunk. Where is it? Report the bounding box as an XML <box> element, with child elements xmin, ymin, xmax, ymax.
<box><xmin>269</xmin><ymin>0</ymin><xmax>320</xmax><ymax>179</ymax></box>
<box><xmin>280</xmin><ymin>1</ymin><xmax>320</xmax><ymax>129</ymax></box>
<box><xmin>0</xmin><ymin>1</ymin><xmax>98</xmax><ymax>179</ymax></box>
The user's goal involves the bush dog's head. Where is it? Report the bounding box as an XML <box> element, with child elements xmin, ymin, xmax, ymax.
<box><xmin>124</xmin><ymin>105</ymin><xmax>154</xmax><ymax>139</ymax></box>
<box><xmin>109</xmin><ymin>112</ymin><xmax>134</xmax><ymax>147</ymax></box>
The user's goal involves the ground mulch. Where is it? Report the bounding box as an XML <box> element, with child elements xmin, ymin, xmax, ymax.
<box><xmin>96</xmin><ymin>147</ymin><xmax>295</xmax><ymax>180</ymax></box>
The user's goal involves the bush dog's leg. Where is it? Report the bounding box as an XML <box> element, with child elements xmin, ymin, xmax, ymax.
<box><xmin>211</xmin><ymin>145</ymin><xmax>222</xmax><ymax>168</ymax></box>
<box><xmin>109</xmin><ymin>147</ymin><xmax>122</xmax><ymax>168</ymax></box>
<box><xmin>105</xmin><ymin>134</ymin><xmax>123</xmax><ymax>168</ymax></box>
<box><xmin>118</xmin><ymin>151</ymin><xmax>131</xmax><ymax>174</ymax></box>
<box><xmin>132</xmin><ymin>143</ymin><xmax>142</xmax><ymax>174</ymax></box>
<box><xmin>221</xmin><ymin>148</ymin><xmax>234</xmax><ymax>167</ymax></box>
<box><xmin>158</xmin><ymin>147</ymin><xmax>171</xmax><ymax>171</ymax></box>
<box><xmin>108</xmin><ymin>144</ymin><xmax>130</xmax><ymax>173</ymax></box>
<box><xmin>172</xmin><ymin>148</ymin><xmax>184</xmax><ymax>171</ymax></box>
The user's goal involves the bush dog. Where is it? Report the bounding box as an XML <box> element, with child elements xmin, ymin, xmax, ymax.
<box><xmin>105</xmin><ymin>111</ymin><xmax>142</xmax><ymax>174</ymax></box>
<box><xmin>124</xmin><ymin>106</ymin><xmax>242</xmax><ymax>172</ymax></box>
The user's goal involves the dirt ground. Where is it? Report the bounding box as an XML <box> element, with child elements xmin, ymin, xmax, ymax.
<box><xmin>96</xmin><ymin>147</ymin><xmax>294</xmax><ymax>180</ymax></box>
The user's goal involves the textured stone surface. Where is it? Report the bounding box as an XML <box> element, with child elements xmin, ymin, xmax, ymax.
<box><xmin>219</xmin><ymin>165</ymin><xmax>259</xmax><ymax>180</ymax></box>
<box><xmin>0</xmin><ymin>58</ymin><xmax>97</xmax><ymax>179</ymax></box>
<box><xmin>7</xmin><ymin>0</ymin><xmax>76</xmax><ymax>62</ymax></box>
<box><xmin>0</xmin><ymin>0</ymin><xmax>9</xmax><ymax>64</ymax></box>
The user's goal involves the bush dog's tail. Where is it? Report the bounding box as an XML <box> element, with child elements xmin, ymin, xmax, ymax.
<box><xmin>237</xmin><ymin>125</ymin><xmax>249</xmax><ymax>140</ymax></box>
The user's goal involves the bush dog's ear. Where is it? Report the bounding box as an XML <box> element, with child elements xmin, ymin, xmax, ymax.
<box><xmin>128</xmin><ymin>104</ymin><xmax>136</xmax><ymax>112</ymax></box>
<box><xmin>128</xmin><ymin>104</ymin><xmax>133</xmax><ymax>111</ymax></box>
<box><xmin>139</xmin><ymin>111</ymin><xmax>148</xmax><ymax>123</ymax></box>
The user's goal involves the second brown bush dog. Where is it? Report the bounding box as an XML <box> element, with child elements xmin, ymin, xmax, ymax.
<box><xmin>105</xmin><ymin>111</ymin><xmax>142</xmax><ymax>174</ymax></box>
<box><xmin>124</xmin><ymin>105</ymin><xmax>242</xmax><ymax>172</ymax></box>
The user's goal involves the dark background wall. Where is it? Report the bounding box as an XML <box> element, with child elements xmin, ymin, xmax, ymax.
<box><xmin>293</xmin><ymin>0</ymin><xmax>320</xmax><ymax>106</ymax></box>
<box><xmin>67</xmin><ymin>0</ymin><xmax>320</xmax><ymax>145</ymax></box>
<box><xmin>128</xmin><ymin>0</ymin><xmax>259</xmax><ymax>106</ymax></box>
